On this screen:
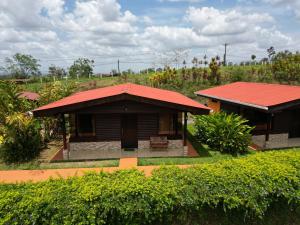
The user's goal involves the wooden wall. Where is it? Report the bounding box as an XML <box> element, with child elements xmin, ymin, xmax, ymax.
<box><xmin>137</xmin><ymin>114</ymin><xmax>159</xmax><ymax>140</ymax></box>
<box><xmin>207</xmin><ymin>99</ymin><xmax>220</xmax><ymax>113</ymax></box>
<box><xmin>95</xmin><ymin>114</ymin><xmax>121</xmax><ymax>141</ymax></box>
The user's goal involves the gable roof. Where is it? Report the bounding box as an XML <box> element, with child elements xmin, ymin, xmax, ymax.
<box><xmin>19</xmin><ymin>91</ymin><xmax>40</xmax><ymax>101</ymax></box>
<box><xmin>196</xmin><ymin>82</ymin><xmax>300</xmax><ymax>111</ymax></box>
<box><xmin>33</xmin><ymin>83</ymin><xmax>210</xmax><ymax>116</ymax></box>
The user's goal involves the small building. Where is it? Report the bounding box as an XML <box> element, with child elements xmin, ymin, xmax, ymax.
<box><xmin>33</xmin><ymin>83</ymin><xmax>210</xmax><ymax>160</ymax></box>
<box><xmin>196</xmin><ymin>82</ymin><xmax>300</xmax><ymax>149</ymax></box>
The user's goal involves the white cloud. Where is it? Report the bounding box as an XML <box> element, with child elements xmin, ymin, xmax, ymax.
<box><xmin>159</xmin><ymin>0</ymin><xmax>204</xmax><ymax>2</ymax></box>
<box><xmin>242</xmin><ymin>0</ymin><xmax>300</xmax><ymax>19</ymax></box>
<box><xmin>186</xmin><ymin>7</ymin><xmax>274</xmax><ymax>36</ymax></box>
<box><xmin>0</xmin><ymin>0</ymin><xmax>298</xmax><ymax>73</ymax></box>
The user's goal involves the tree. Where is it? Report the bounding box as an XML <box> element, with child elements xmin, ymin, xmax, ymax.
<box><xmin>251</xmin><ymin>55</ymin><xmax>256</xmax><ymax>64</ymax></box>
<box><xmin>203</xmin><ymin>55</ymin><xmax>208</xmax><ymax>67</ymax></box>
<box><xmin>209</xmin><ymin>58</ymin><xmax>221</xmax><ymax>84</ymax></box>
<box><xmin>0</xmin><ymin>81</ymin><xmax>33</xmax><ymax>124</ymax></box>
<box><xmin>0</xmin><ymin>53</ymin><xmax>41</xmax><ymax>78</ymax></box>
<box><xmin>191</xmin><ymin>57</ymin><xmax>198</xmax><ymax>68</ymax></box>
<box><xmin>267</xmin><ymin>47</ymin><xmax>276</xmax><ymax>61</ymax></box>
<box><xmin>69</xmin><ymin>58</ymin><xmax>94</xmax><ymax>79</ymax></box>
<box><xmin>48</xmin><ymin>65</ymin><xmax>66</xmax><ymax>79</ymax></box>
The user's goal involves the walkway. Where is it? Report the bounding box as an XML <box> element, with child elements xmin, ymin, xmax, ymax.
<box><xmin>0</xmin><ymin>158</ymin><xmax>191</xmax><ymax>183</ymax></box>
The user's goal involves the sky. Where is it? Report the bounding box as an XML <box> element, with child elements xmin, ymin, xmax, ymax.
<box><xmin>0</xmin><ymin>0</ymin><xmax>299</xmax><ymax>74</ymax></box>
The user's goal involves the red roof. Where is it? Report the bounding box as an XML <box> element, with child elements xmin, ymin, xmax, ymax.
<box><xmin>196</xmin><ymin>82</ymin><xmax>300</xmax><ymax>110</ymax></box>
<box><xmin>19</xmin><ymin>91</ymin><xmax>40</xmax><ymax>101</ymax></box>
<box><xmin>34</xmin><ymin>83</ymin><xmax>210</xmax><ymax>112</ymax></box>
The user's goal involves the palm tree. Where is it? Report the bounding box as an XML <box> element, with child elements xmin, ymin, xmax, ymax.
<box><xmin>267</xmin><ymin>47</ymin><xmax>276</xmax><ymax>61</ymax></box>
<box><xmin>192</xmin><ymin>57</ymin><xmax>198</xmax><ymax>68</ymax></box>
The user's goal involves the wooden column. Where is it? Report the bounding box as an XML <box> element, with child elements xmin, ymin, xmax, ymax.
<box><xmin>61</xmin><ymin>113</ymin><xmax>67</xmax><ymax>150</ymax></box>
<box><xmin>265</xmin><ymin>114</ymin><xmax>272</xmax><ymax>141</ymax></box>
<box><xmin>183</xmin><ymin>112</ymin><xmax>187</xmax><ymax>146</ymax></box>
<box><xmin>75</xmin><ymin>114</ymin><xmax>79</xmax><ymax>137</ymax></box>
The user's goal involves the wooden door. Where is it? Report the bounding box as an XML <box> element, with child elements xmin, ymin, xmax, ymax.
<box><xmin>121</xmin><ymin>114</ymin><xmax>138</xmax><ymax>149</ymax></box>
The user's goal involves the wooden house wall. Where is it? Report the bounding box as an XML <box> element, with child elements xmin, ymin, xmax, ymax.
<box><xmin>95</xmin><ymin>114</ymin><xmax>121</xmax><ymax>141</ymax></box>
<box><xmin>69</xmin><ymin>100</ymin><xmax>185</xmax><ymax>142</ymax></box>
<box><xmin>137</xmin><ymin>114</ymin><xmax>159</xmax><ymax>140</ymax></box>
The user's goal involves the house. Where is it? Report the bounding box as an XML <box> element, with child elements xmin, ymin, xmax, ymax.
<box><xmin>33</xmin><ymin>83</ymin><xmax>210</xmax><ymax>160</ymax></box>
<box><xmin>19</xmin><ymin>91</ymin><xmax>40</xmax><ymax>101</ymax></box>
<box><xmin>196</xmin><ymin>82</ymin><xmax>300</xmax><ymax>149</ymax></box>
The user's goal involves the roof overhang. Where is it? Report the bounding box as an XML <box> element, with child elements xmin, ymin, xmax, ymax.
<box><xmin>196</xmin><ymin>92</ymin><xmax>269</xmax><ymax>111</ymax></box>
<box><xmin>34</xmin><ymin>93</ymin><xmax>210</xmax><ymax>117</ymax></box>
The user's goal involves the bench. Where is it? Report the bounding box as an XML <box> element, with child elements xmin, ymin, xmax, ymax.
<box><xmin>150</xmin><ymin>136</ymin><xmax>169</xmax><ymax>149</ymax></box>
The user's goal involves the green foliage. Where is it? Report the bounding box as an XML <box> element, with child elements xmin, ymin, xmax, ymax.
<box><xmin>0</xmin><ymin>81</ymin><xmax>34</xmax><ymax>124</ymax></box>
<box><xmin>272</xmin><ymin>51</ymin><xmax>300</xmax><ymax>83</ymax></box>
<box><xmin>209</xmin><ymin>57</ymin><xmax>221</xmax><ymax>84</ymax></box>
<box><xmin>69</xmin><ymin>58</ymin><xmax>94</xmax><ymax>79</ymax></box>
<box><xmin>38</xmin><ymin>80</ymin><xmax>76</xmax><ymax>105</ymax></box>
<box><xmin>0</xmin><ymin>113</ymin><xmax>42</xmax><ymax>163</ymax></box>
<box><xmin>194</xmin><ymin>112</ymin><xmax>253</xmax><ymax>155</ymax></box>
<box><xmin>0</xmin><ymin>150</ymin><xmax>299</xmax><ymax>225</ymax></box>
<box><xmin>48</xmin><ymin>65</ymin><xmax>66</xmax><ymax>78</ymax></box>
<box><xmin>0</xmin><ymin>53</ymin><xmax>41</xmax><ymax>78</ymax></box>
<box><xmin>38</xmin><ymin>81</ymin><xmax>76</xmax><ymax>141</ymax></box>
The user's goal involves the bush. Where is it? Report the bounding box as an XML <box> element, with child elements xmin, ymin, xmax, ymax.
<box><xmin>0</xmin><ymin>150</ymin><xmax>299</xmax><ymax>225</ymax></box>
<box><xmin>194</xmin><ymin>112</ymin><xmax>253</xmax><ymax>155</ymax></box>
<box><xmin>0</xmin><ymin>113</ymin><xmax>42</xmax><ymax>163</ymax></box>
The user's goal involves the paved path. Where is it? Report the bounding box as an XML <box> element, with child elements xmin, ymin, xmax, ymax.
<box><xmin>119</xmin><ymin>157</ymin><xmax>138</xmax><ymax>168</ymax></box>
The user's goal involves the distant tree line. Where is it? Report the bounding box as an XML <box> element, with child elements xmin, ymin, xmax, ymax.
<box><xmin>0</xmin><ymin>54</ymin><xmax>95</xmax><ymax>80</ymax></box>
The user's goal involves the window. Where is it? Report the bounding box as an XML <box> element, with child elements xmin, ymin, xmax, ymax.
<box><xmin>77</xmin><ymin>114</ymin><xmax>95</xmax><ymax>136</ymax></box>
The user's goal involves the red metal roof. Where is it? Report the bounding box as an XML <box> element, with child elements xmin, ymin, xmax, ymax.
<box><xmin>196</xmin><ymin>82</ymin><xmax>300</xmax><ymax>109</ymax></box>
<box><xmin>34</xmin><ymin>83</ymin><xmax>210</xmax><ymax>112</ymax></box>
<box><xmin>19</xmin><ymin>91</ymin><xmax>40</xmax><ymax>101</ymax></box>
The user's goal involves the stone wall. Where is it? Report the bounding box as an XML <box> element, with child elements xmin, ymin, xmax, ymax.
<box><xmin>68</xmin><ymin>141</ymin><xmax>122</xmax><ymax>160</ymax></box>
<box><xmin>68</xmin><ymin>139</ymin><xmax>185</xmax><ymax>160</ymax></box>
<box><xmin>138</xmin><ymin>140</ymin><xmax>183</xmax><ymax>150</ymax></box>
<box><xmin>252</xmin><ymin>133</ymin><xmax>289</xmax><ymax>149</ymax></box>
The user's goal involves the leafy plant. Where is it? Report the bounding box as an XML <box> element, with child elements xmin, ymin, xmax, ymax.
<box><xmin>0</xmin><ymin>113</ymin><xmax>42</xmax><ymax>163</ymax></box>
<box><xmin>194</xmin><ymin>112</ymin><xmax>253</xmax><ymax>155</ymax></box>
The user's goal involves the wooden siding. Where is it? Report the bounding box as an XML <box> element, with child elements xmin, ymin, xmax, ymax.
<box><xmin>208</xmin><ymin>99</ymin><xmax>220</xmax><ymax>112</ymax></box>
<box><xmin>138</xmin><ymin>114</ymin><xmax>158</xmax><ymax>140</ymax></box>
<box><xmin>76</xmin><ymin>100</ymin><xmax>180</xmax><ymax>114</ymax></box>
<box><xmin>95</xmin><ymin>114</ymin><xmax>121</xmax><ymax>141</ymax></box>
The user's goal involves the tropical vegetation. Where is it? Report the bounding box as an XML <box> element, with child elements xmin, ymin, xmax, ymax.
<box><xmin>0</xmin><ymin>150</ymin><xmax>299</xmax><ymax>225</ymax></box>
<box><xmin>194</xmin><ymin>112</ymin><xmax>253</xmax><ymax>155</ymax></box>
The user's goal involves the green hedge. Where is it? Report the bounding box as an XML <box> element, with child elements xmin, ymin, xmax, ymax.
<box><xmin>0</xmin><ymin>150</ymin><xmax>299</xmax><ymax>225</ymax></box>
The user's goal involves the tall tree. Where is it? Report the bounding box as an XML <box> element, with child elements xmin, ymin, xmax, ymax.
<box><xmin>0</xmin><ymin>53</ymin><xmax>41</xmax><ymax>79</ymax></box>
<box><xmin>48</xmin><ymin>65</ymin><xmax>66</xmax><ymax>79</ymax></box>
<box><xmin>69</xmin><ymin>58</ymin><xmax>94</xmax><ymax>79</ymax></box>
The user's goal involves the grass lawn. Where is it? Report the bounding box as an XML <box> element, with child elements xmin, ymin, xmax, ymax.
<box><xmin>0</xmin><ymin>159</ymin><xmax>119</xmax><ymax>170</ymax></box>
<box><xmin>138</xmin><ymin>151</ymin><xmax>235</xmax><ymax>166</ymax></box>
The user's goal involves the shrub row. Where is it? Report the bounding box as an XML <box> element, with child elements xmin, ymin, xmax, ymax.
<box><xmin>0</xmin><ymin>150</ymin><xmax>299</xmax><ymax>225</ymax></box>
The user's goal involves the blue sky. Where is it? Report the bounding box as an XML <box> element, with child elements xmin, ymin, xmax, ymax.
<box><xmin>0</xmin><ymin>0</ymin><xmax>299</xmax><ymax>74</ymax></box>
